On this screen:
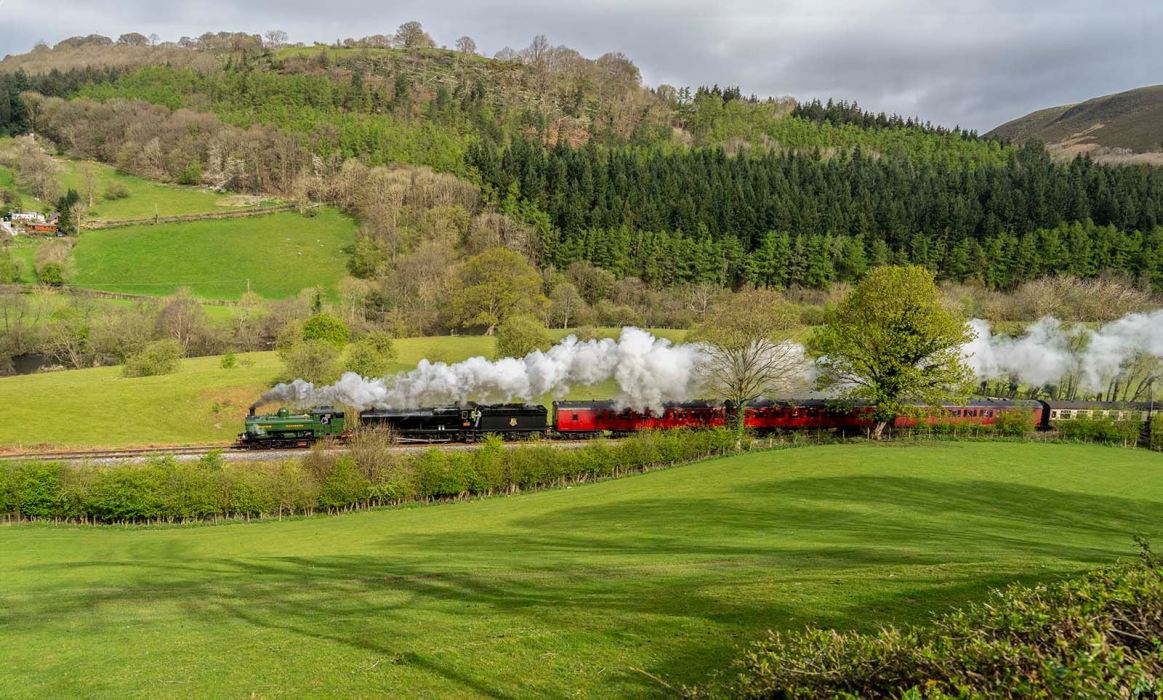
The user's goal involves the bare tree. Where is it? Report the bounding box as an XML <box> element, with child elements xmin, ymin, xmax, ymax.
<box><xmin>155</xmin><ymin>288</ymin><xmax>212</xmax><ymax>352</ymax></box>
<box><xmin>455</xmin><ymin>36</ymin><xmax>477</xmax><ymax>55</ymax></box>
<box><xmin>264</xmin><ymin>29</ymin><xmax>289</xmax><ymax>48</ymax></box>
<box><xmin>691</xmin><ymin>289</ymin><xmax>809</xmax><ymax>437</ymax></box>
<box><xmin>361</xmin><ymin>34</ymin><xmax>391</xmax><ymax>49</ymax></box>
<box><xmin>523</xmin><ymin>34</ymin><xmax>550</xmax><ymax>66</ymax></box>
<box><xmin>685</xmin><ymin>282</ymin><xmax>725</xmax><ymax>322</ymax></box>
<box><xmin>493</xmin><ymin>47</ymin><xmax>519</xmax><ymax>62</ymax></box>
<box><xmin>6</xmin><ymin>135</ymin><xmax>59</xmax><ymax>201</ymax></box>
<box><xmin>79</xmin><ymin>162</ymin><xmax>98</xmax><ymax>208</ymax></box>
<box><xmin>148</xmin><ymin>33</ymin><xmax>161</xmax><ymax>47</ymax></box>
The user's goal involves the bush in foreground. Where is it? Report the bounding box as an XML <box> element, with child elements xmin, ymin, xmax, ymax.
<box><xmin>702</xmin><ymin>542</ymin><xmax>1163</xmax><ymax>699</ymax></box>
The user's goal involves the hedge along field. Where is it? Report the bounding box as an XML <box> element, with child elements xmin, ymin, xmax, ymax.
<box><xmin>2</xmin><ymin>442</ymin><xmax>1162</xmax><ymax>697</ymax></box>
<box><xmin>0</xmin><ymin>330</ymin><xmax>685</xmax><ymax>449</ymax></box>
<box><xmin>1</xmin><ymin>429</ymin><xmax>739</xmax><ymax>522</ymax></box>
<box><xmin>69</xmin><ymin>208</ymin><xmax>356</xmax><ymax>299</ymax></box>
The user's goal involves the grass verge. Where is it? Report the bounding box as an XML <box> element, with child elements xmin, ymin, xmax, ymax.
<box><xmin>1</xmin><ymin>442</ymin><xmax>1161</xmax><ymax>697</ymax></box>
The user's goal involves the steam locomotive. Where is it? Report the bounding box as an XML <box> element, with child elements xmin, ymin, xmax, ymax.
<box><xmin>238</xmin><ymin>398</ymin><xmax>1155</xmax><ymax>448</ymax></box>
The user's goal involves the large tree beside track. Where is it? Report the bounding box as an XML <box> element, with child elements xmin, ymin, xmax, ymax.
<box><xmin>809</xmin><ymin>265</ymin><xmax>974</xmax><ymax>438</ymax></box>
<box><xmin>692</xmin><ymin>288</ymin><xmax>809</xmax><ymax>439</ymax></box>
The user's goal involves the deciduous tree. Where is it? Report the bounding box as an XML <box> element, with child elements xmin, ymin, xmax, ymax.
<box><xmin>691</xmin><ymin>288</ymin><xmax>808</xmax><ymax>436</ymax></box>
<box><xmin>548</xmin><ymin>281</ymin><xmax>585</xmax><ymax>328</ymax></box>
<box><xmin>496</xmin><ymin>315</ymin><xmax>551</xmax><ymax>358</ymax></box>
<box><xmin>393</xmin><ymin>22</ymin><xmax>435</xmax><ymax>49</ymax></box>
<box><xmin>809</xmin><ymin>265</ymin><xmax>974</xmax><ymax>438</ymax></box>
<box><xmin>448</xmin><ymin>248</ymin><xmax>547</xmax><ymax>334</ymax></box>
<box><xmin>454</xmin><ymin>36</ymin><xmax>476</xmax><ymax>55</ymax></box>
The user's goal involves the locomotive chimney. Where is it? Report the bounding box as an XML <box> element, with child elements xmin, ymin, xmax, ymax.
<box><xmin>248</xmin><ymin>403</ymin><xmax>257</xmax><ymax>417</ymax></box>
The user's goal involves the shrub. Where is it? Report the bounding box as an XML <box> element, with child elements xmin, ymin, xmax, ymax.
<box><xmin>103</xmin><ymin>183</ymin><xmax>130</xmax><ymax>200</ymax></box>
<box><xmin>797</xmin><ymin>305</ymin><xmax>829</xmax><ymax>326</ymax></box>
<box><xmin>219</xmin><ymin>351</ymin><xmax>238</xmax><ymax>369</ymax></box>
<box><xmin>993</xmin><ymin>408</ymin><xmax>1036</xmax><ymax>436</ymax></box>
<box><xmin>318</xmin><ymin>456</ymin><xmax>371</xmax><ymax>510</ymax></box>
<box><xmin>1056</xmin><ymin>417</ymin><xmax>1141</xmax><ymax>446</ymax></box>
<box><xmin>709</xmin><ymin>543</ymin><xmax>1163</xmax><ymax>699</ymax></box>
<box><xmin>344</xmin><ymin>331</ymin><xmax>397</xmax><ymax>377</ymax></box>
<box><xmin>122</xmin><ymin>339</ymin><xmax>183</xmax><ymax>377</ymax></box>
<box><xmin>0</xmin><ymin>247</ymin><xmax>26</xmax><ymax>283</ymax></box>
<box><xmin>177</xmin><ymin>162</ymin><xmax>203</xmax><ymax>186</ymax></box>
<box><xmin>417</xmin><ymin>448</ymin><xmax>468</xmax><ymax>498</ymax></box>
<box><xmin>1152</xmin><ymin>415</ymin><xmax>1163</xmax><ymax>451</ymax></box>
<box><xmin>495</xmin><ymin>314</ymin><xmax>551</xmax><ymax>358</ymax></box>
<box><xmin>278</xmin><ymin>339</ymin><xmax>341</xmax><ymax>383</ymax></box>
<box><xmin>301</xmin><ymin>313</ymin><xmax>349</xmax><ymax>348</ymax></box>
<box><xmin>12</xmin><ymin>462</ymin><xmax>65</xmax><ymax>518</ymax></box>
<box><xmin>36</xmin><ymin>261</ymin><xmax>65</xmax><ymax>286</ymax></box>
<box><xmin>572</xmin><ymin>325</ymin><xmax>599</xmax><ymax>342</ymax></box>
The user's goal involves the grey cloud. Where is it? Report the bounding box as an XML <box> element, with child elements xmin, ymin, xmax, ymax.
<box><xmin>0</xmin><ymin>0</ymin><xmax>1160</xmax><ymax>130</ymax></box>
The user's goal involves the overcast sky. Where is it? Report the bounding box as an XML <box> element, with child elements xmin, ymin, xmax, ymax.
<box><xmin>0</xmin><ymin>0</ymin><xmax>1159</xmax><ymax>131</ymax></box>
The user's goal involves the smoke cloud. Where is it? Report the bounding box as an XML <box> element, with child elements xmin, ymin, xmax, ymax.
<box><xmin>257</xmin><ymin>311</ymin><xmax>1163</xmax><ymax>412</ymax></box>
<box><xmin>258</xmin><ymin>327</ymin><xmax>717</xmax><ymax>412</ymax></box>
<box><xmin>962</xmin><ymin>310</ymin><xmax>1163</xmax><ymax>391</ymax></box>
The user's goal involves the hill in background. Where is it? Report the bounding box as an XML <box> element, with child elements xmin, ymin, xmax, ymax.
<box><xmin>988</xmin><ymin>85</ymin><xmax>1163</xmax><ymax>164</ymax></box>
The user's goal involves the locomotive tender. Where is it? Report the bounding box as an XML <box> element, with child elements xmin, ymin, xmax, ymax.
<box><xmin>239</xmin><ymin>396</ymin><xmax>1152</xmax><ymax>448</ymax></box>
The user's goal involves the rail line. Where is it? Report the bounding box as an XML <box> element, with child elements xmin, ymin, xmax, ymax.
<box><xmin>0</xmin><ymin>439</ymin><xmax>603</xmax><ymax>464</ymax></box>
<box><xmin>0</xmin><ymin>444</ymin><xmax>240</xmax><ymax>462</ymax></box>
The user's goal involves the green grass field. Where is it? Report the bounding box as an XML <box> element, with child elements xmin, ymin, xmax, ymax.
<box><xmin>69</xmin><ymin>209</ymin><xmax>356</xmax><ymax>299</ymax></box>
<box><xmin>0</xmin><ymin>138</ymin><xmax>269</xmax><ymax>221</ymax></box>
<box><xmin>57</xmin><ymin>158</ymin><xmax>280</xmax><ymax>221</ymax></box>
<box><xmin>0</xmin><ymin>331</ymin><xmax>685</xmax><ymax>448</ymax></box>
<box><xmin>2</xmin><ymin>442</ymin><xmax>1161</xmax><ymax>697</ymax></box>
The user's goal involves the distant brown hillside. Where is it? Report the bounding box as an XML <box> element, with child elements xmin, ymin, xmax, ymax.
<box><xmin>988</xmin><ymin>85</ymin><xmax>1163</xmax><ymax>164</ymax></box>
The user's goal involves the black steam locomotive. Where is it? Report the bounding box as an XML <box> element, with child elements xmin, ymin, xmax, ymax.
<box><xmin>359</xmin><ymin>403</ymin><xmax>548</xmax><ymax>442</ymax></box>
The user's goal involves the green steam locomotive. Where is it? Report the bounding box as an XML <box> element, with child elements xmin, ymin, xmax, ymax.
<box><xmin>238</xmin><ymin>405</ymin><xmax>348</xmax><ymax>448</ymax></box>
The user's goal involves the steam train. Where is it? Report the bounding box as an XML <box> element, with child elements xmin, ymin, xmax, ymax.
<box><xmin>237</xmin><ymin>398</ymin><xmax>1156</xmax><ymax>448</ymax></box>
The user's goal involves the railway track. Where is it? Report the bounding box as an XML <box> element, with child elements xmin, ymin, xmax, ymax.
<box><xmin>0</xmin><ymin>439</ymin><xmax>602</xmax><ymax>463</ymax></box>
<box><xmin>0</xmin><ymin>444</ymin><xmax>241</xmax><ymax>462</ymax></box>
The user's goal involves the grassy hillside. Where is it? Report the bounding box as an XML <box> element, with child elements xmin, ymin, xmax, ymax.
<box><xmin>1</xmin><ymin>137</ymin><xmax>275</xmax><ymax>220</ymax></box>
<box><xmin>0</xmin><ymin>329</ymin><xmax>686</xmax><ymax>448</ymax></box>
<box><xmin>2</xmin><ymin>442</ymin><xmax>1161</xmax><ymax>696</ymax></box>
<box><xmin>989</xmin><ymin>84</ymin><xmax>1163</xmax><ymax>157</ymax></box>
<box><xmin>69</xmin><ymin>208</ymin><xmax>356</xmax><ymax>299</ymax></box>
<box><xmin>58</xmin><ymin>158</ymin><xmax>280</xmax><ymax>221</ymax></box>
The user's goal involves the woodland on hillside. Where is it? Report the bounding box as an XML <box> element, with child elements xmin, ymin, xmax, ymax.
<box><xmin>1</xmin><ymin>27</ymin><xmax>1162</xmax><ymax>379</ymax></box>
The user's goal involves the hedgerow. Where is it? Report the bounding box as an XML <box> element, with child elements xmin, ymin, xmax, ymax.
<box><xmin>700</xmin><ymin>541</ymin><xmax>1163</xmax><ymax>698</ymax></box>
<box><xmin>1056</xmin><ymin>417</ymin><xmax>1144</xmax><ymax>446</ymax></box>
<box><xmin>0</xmin><ymin>429</ymin><xmax>739</xmax><ymax>524</ymax></box>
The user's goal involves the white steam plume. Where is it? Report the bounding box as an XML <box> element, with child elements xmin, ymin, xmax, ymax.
<box><xmin>962</xmin><ymin>310</ymin><xmax>1163</xmax><ymax>391</ymax></box>
<box><xmin>259</xmin><ymin>327</ymin><xmax>726</xmax><ymax>412</ymax></box>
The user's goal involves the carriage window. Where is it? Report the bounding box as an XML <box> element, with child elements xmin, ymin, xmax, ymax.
<box><xmin>572</xmin><ymin>413</ymin><xmax>579</xmax><ymax>421</ymax></box>
<box><xmin>1061</xmin><ymin>410</ymin><xmax>1073</xmax><ymax>419</ymax></box>
<box><xmin>984</xmin><ymin>410</ymin><xmax>993</xmax><ymax>418</ymax></box>
<box><xmin>966</xmin><ymin>410</ymin><xmax>977</xmax><ymax>417</ymax></box>
<box><xmin>1050</xmin><ymin>410</ymin><xmax>1059</xmax><ymax>419</ymax></box>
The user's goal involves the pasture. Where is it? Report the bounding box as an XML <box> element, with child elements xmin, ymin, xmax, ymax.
<box><xmin>2</xmin><ymin>442</ymin><xmax>1161</xmax><ymax>697</ymax></box>
<box><xmin>69</xmin><ymin>208</ymin><xmax>357</xmax><ymax>299</ymax></box>
<box><xmin>0</xmin><ymin>330</ymin><xmax>686</xmax><ymax>448</ymax></box>
<box><xmin>57</xmin><ymin>158</ymin><xmax>279</xmax><ymax>221</ymax></box>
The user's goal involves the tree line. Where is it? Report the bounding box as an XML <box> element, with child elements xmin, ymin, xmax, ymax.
<box><xmin>469</xmin><ymin>138</ymin><xmax>1163</xmax><ymax>290</ymax></box>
